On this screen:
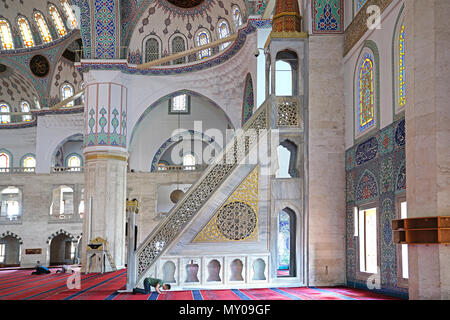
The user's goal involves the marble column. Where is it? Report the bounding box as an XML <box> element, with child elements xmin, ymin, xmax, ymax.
<box><xmin>81</xmin><ymin>75</ymin><xmax>129</xmax><ymax>272</ymax></box>
<box><xmin>405</xmin><ymin>0</ymin><xmax>450</xmax><ymax>300</ymax></box>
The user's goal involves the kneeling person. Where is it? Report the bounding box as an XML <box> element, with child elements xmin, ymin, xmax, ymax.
<box><xmin>133</xmin><ymin>277</ymin><xmax>171</xmax><ymax>294</ymax></box>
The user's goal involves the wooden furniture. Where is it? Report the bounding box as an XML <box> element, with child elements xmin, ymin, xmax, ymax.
<box><xmin>392</xmin><ymin>216</ymin><xmax>450</xmax><ymax>244</ymax></box>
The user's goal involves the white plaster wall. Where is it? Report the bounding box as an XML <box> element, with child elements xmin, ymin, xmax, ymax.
<box><xmin>35</xmin><ymin>113</ymin><xmax>84</xmax><ymax>173</ymax></box>
<box><xmin>0</xmin><ymin>127</ymin><xmax>36</xmax><ymax>167</ymax></box>
<box><xmin>344</xmin><ymin>0</ymin><xmax>404</xmax><ymax>149</ymax></box>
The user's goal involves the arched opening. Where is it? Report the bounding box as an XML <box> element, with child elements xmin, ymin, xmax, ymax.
<box><xmin>52</xmin><ymin>134</ymin><xmax>83</xmax><ymax>169</ymax></box>
<box><xmin>277</xmin><ymin>208</ymin><xmax>297</xmax><ymax>277</ymax></box>
<box><xmin>276</xmin><ymin>140</ymin><xmax>299</xmax><ymax>178</ymax></box>
<box><xmin>49</xmin><ymin>234</ymin><xmax>74</xmax><ymax>266</ymax></box>
<box><xmin>50</xmin><ymin>185</ymin><xmax>74</xmax><ymax>218</ymax></box>
<box><xmin>275</xmin><ymin>50</ymin><xmax>298</xmax><ymax>97</ymax></box>
<box><xmin>0</xmin><ymin>187</ymin><xmax>22</xmax><ymax>221</ymax></box>
<box><xmin>0</xmin><ymin>235</ymin><xmax>21</xmax><ymax>267</ymax></box>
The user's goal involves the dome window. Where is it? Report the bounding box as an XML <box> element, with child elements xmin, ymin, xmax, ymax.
<box><xmin>49</xmin><ymin>5</ymin><xmax>67</xmax><ymax>37</ymax></box>
<box><xmin>35</xmin><ymin>12</ymin><xmax>52</xmax><ymax>43</ymax></box>
<box><xmin>0</xmin><ymin>19</ymin><xmax>14</xmax><ymax>50</ymax></box>
<box><xmin>18</xmin><ymin>17</ymin><xmax>34</xmax><ymax>48</ymax></box>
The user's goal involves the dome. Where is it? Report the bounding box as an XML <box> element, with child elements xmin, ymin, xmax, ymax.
<box><xmin>166</xmin><ymin>0</ymin><xmax>205</xmax><ymax>9</ymax></box>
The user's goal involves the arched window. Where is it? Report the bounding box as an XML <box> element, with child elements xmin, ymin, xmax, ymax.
<box><xmin>145</xmin><ymin>37</ymin><xmax>160</xmax><ymax>63</ymax></box>
<box><xmin>183</xmin><ymin>154</ymin><xmax>196</xmax><ymax>170</ymax></box>
<box><xmin>0</xmin><ymin>153</ymin><xmax>10</xmax><ymax>172</ymax></box>
<box><xmin>217</xmin><ymin>20</ymin><xmax>231</xmax><ymax>50</ymax></box>
<box><xmin>23</xmin><ymin>156</ymin><xmax>36</xmax><ymax>172</ymax></box>
<box><xmin>61</xmin><ymin>83</ymin><xmax>74</xmax><ymax>107</ymax></box>
<box><xmin>232</xmin><ymin>5</ymin><xmax>243</xmax><ymax>28</ymax></box>
<box><xmin>358</xmin><ymin>53</ymin><xmax>375</xmax><ymax>133</ymax></box>
<box><xmin>60</xmin><ymin>0</ymin><xmax>78</xmax><ymax>29</ymax></box>
<box><xmin>0</xmin><ymin>19</ymin><xmax>14</xmax><ymax>50</ymax></box>
<box><xmin>49</xmin><ymin>5</ymin><xmax>67</xmax><ymax>37</ymax></box>
<box><xmin>21</xmin><ymin>101</ymin><xmax>32</xmax><ymax>122</ymax></box>
<box><xmin>18</xmin><ymin>17</ymin><xmax>34</xmax><ymax>48</ymax></box>
<box><xmin>171</xmin><ymin>35</ymin><xmax>186</xmax><ymax>64</ymax></box>
<box><xmin>35</xmin><ymin>12</ymin><xmax>52</xmax><ymax>43</ymax></box>
<box><xmin>398</xmin><ymin>23</ymin><xmax>406</xmax><ymax>109</ymax></box>
<box><xmin>0</xmin><ymin>104</ymin><xmax>11</xmax><ymax>124</ymax></box>
<box><xmin>67</xmin><ymin>155</ymin><xmax>81</xmax><ymax>170</ymax></box>
<box><xmin>197</xmin><ymin>30</ymin><xmax>211</xmax><ymax>59</ymax></box>
<box><xmin>277</xmin><ymin>208</ymin><xmax>296</xmax><ymax>277</ymax></box>
<box><xmin>34</xmin><ymin>96</ymin><xmax>41</xmax><ymax>109</ymax></box>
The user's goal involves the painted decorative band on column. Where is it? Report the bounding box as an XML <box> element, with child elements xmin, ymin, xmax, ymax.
<box><xmin>84</xmin><ymin>153</ymin><xmax>128</xmax><ymax>162</ymax></box>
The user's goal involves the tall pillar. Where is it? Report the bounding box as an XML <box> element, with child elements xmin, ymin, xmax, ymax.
<box><xmin>405</xmin><ymin>0</ymin><xmax>450</xmax><ymax>300</ymax></box>
<box><xmin>81</xmin><ymin>72</ymin><xmax>129</xmax><ymax>272</ymax></box>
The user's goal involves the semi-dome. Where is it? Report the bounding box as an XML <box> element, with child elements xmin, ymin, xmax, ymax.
<box><xmin>127</xmin><ymin>0</ymin><xmax>248</xmax><ymax>65</ymax></box>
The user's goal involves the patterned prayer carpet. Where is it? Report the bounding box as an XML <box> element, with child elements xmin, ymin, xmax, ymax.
<box><xmin>0</xmin><ymin>268</ymin><xmax>401</xmax><ymax>300</ymax></box>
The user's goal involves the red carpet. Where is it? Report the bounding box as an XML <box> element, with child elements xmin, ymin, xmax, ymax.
<box><xmin>0</xmin><ymin>268</ymin><xmax>401</xmax><ymax>300</ymax></box>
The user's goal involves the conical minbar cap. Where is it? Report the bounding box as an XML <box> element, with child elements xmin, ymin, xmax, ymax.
<box><xmin>272</xmin><ymin>0</ymin><xmax>302</xmax><ymax>33</ymax></box>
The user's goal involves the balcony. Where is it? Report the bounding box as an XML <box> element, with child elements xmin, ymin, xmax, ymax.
<box><xmin>52</xmin><ymin>167</ymin><xmax>84</xmax><ymax>173</ymax></box>
<box><xmin>0</xmin><ymin>167</ymin><xmax>35</xmax><ymax>174</ymax></box>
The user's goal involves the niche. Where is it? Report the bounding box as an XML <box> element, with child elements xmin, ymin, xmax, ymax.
<box><xmin>252</xmin><ymin>258</ymin><xmax>266</xmax><ymax>281</ymax></box>
<box><xmin>207</xmin><ymin>259</ymin><xmax>221</xmax><ymax>282</ymax></box>
<box><xmin>185</xmin><ymin>259</ymin><xmax>200</xmax><ymax>283</ymax></box>
<box><xmin>230</xmin><ymin>259</ymin><xmax>244</xmax><ymax>281</ymax></box>
<box><xmin>162</xmin><ymin>261</ymin><xmax>176</xmax><ymax>283</ymax></box>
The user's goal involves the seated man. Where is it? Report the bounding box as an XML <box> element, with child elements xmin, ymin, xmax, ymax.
<box><xmin>31</xmin><ymin>261</ymin><xmax>51</xmax><ymax>275</ymax></box>
<box><xmin>133</xmin><ymin>277</ymin><xmax>171</xmax><ymax>294</ymax></box>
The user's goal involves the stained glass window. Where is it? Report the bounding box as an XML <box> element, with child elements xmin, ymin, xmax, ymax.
<box><xmin>0</xmin><ymin>153</ymin><xmax>9</xmax><ymax>170</ymax></box>
<box><xmin>0</xmin><ymin>104</ymin><xmax>10</xmax><ymax>124</ymax></box>
<box><xmin>218</xmin><ymin>21</ymin><xmax>231</xmax><ymax>50</ymax></box>
<box><xmin>67</xmin><ymin>155</ymin><xmax>81</xmax><ymax>171</ymax></box>
<box><xmin>399</xmin><ymin>24</ymin><xmax>406</xmax><ymax>108</ymax></box>
<box><xmin>197</xmin><ymin>31</ymin><xmax>211</xmax><ymax>59</ymax></box>
<box><xmin>0</xmin><ymin>19</ymin><xmax>14</xmax><ymax>50</ymax></box>
<box><xmin>145</xmin><ymin>38</ymin><xmax>159</xmax><ymax>63</ymax></box>
<box><xmin>232</xmin><ymin>5</ymin><xmax>243</xmax><ymax>28</ymax></box>
<box><xmin>357</xmin><ymin>0</ymin><xmax>368</xmax><ymax>10</ymax></box>
<box><xmin>23</xmin><ymin>156</ymin><xmax>36</xmax><ymax>172</ymax></box>
<box><xmin>61</xmin><ymin>83</ymin><xmax>74</xmax><ymax>107</ymax></box>
<box><xmin>278</xmin><ymin>210</ymin><xmax>290</xmax><ymax>273</ymax></box>
<box><xmin>49</xmin><ymin>5</ymin><xmax>67</xmax><ymax>37</ymax></box>
<box><xmin>18</xmin><ymin>17</ymin><xmax>34</xmax><ymax>48</ymax></box>
<box><xmin>172</xmin><ymin>36</ymin><xmax>186</xmax><ymax>64</ymax></box>
<box><xmin>358</xmin><ymin>53</ymin><xmax>375</xmax><ymax>132</ymax></box>
<box><xmin>60</xmin><ymin>0</ymin><xmax>77</xmax><ymax>29</ymax></box>
<box><xmin>35</xmin><ymin>12</ymin><xmax>52</xmax><ymax>43</ymax></box>
<box><xmin>21</xmin><ymin>101</ymin><xmax>32</xmax><ymax>122</ymax></box>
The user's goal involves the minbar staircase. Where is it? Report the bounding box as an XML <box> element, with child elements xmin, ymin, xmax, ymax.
<box><xmin>134</xmin><ymin>96</ymin><xmax>302</xmax><ymax>285</ymax></box>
